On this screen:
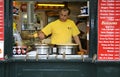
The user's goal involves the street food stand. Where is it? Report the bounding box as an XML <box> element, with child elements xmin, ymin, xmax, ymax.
<box><xmin>0</xmin><ymin>0</ymin><xmax>120</xmax><ymax>77</ymax></box>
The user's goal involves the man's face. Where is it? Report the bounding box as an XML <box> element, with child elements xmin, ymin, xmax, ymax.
<box><xmin>59</xmin><ymin>10</ymin><xmax>69</xmax><ymax>22</ymax></box>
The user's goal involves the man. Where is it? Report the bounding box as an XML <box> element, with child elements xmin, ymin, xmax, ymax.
<box><xmin>39</xmin><ymin>7</ymin><xmax>86</xmax><ymax>52</ymax></box>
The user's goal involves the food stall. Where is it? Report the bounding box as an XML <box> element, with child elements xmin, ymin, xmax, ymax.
<box><xmin>0</xmin><ymin>0</ymin><xmax>120</xmax><ymax>77</ymax></box>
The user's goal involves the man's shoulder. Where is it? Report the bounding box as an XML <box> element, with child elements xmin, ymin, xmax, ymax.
<box><xmin>47</xmin><ymin>20</ymin><xmax>58</xmax><ymax>25</ymax></box>
<box><xmin>67</xmin><ymin>19</ymin><xmax>75</xmax><ymax>23</ymax></box>
<box><xmin>51</xmin><ymin>19</ymin><xmax>59</xmax><ymax>23</ymax></box>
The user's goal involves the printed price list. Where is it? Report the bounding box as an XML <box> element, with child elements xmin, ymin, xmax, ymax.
<box><xmin>0</xmin><ymin>0</ymin><xmax>4</xmax><ymax>40</ymax></box>
<box><xmin>98</xmin><ymin>0</ymin><xmax>120</xmax><ymax>61</ymax></box>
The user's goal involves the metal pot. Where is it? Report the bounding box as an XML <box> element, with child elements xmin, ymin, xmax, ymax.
<box><xmin>56</xmin><ymin>44</ymin><xmax>78</xmax><ymax>55</ymax></box>
<box><xmin>35</xmin><ymin>44</ymin><xmax>52</xmax><ymax>55</ymax></box>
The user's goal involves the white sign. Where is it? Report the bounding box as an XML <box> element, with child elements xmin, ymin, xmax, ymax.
<box><xmin>0</xmin><ymin>41</ymin><xmax>4</xmax><ymax>59</ymax></box>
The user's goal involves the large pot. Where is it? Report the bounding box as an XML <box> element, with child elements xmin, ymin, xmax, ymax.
<box><xmin>35</xmin><ymin>44</ymin><xmax>52</xmax><ymax>55</ymax></box>
<box><xmin>56</xmin><ymin>44</ymin><xmax>78</xmax><ymax>55</ymax></box>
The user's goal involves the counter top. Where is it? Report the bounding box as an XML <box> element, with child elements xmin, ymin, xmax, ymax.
<box><xmin>1</xmin><ymin>54</ymin><xmax>120</xmax><ymax>64</ymax></box>
<box><xmin>8</xmin><ymin>54</ymin><xmax>91</xmax><ymax>63</ymax></box>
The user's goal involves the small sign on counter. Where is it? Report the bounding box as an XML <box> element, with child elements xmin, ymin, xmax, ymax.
<box><xmin>0</xmin><ymin>0</ymin><xmax>4</xmax><ymax>60</ymax></box>
<box><xmin>0</xmin><ymin>41</ymin><xmax>4</xmax><ymax>60</ymax></box>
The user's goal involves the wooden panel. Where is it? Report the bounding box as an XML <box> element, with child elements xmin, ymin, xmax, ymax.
<box><xmin>97</xmin><ymin>63</ymin><xmax>120</xmax><ymax>77</ymax></box>
<box><xmin>0</xmin><ymin>63</ymin><xmax>4</xmax><ymax>77</ymax></box>
<box><xmin>10</xmin><ymin>62</ymin><xmax>96</xmax><ymax>77</ymax></box>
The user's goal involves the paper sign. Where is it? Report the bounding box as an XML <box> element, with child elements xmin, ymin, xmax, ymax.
<box><xmin>0</xmin><ymin>41</ymin><xmax>4</xmax><ymax>59</ymax></box>
<box><xmin>98</xmin><ymin>0</ymin><xmax>120</xmax><ymax>61</ymax></box>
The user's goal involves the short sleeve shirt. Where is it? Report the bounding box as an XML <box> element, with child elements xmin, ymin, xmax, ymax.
<box><xmin>41</xmin><ymin>19</ymin><xmax>80</xmax><ymax>44</ymax></box>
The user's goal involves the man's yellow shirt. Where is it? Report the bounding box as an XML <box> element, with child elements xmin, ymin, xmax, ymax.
<box><xmin>42</xmin><ymin>19</ymin><xmax>80</xmax><ymax>44</ymax></box>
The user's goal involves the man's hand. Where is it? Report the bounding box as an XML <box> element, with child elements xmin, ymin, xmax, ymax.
<box><xmin>79</xmin><ymin>47</ymin><xmax>88</xmax><ymax>54</ymax></box>
<box><xmin>38</xmin><ymin>31</ymin><xmax>45</xmax><ymax>40</ymax></box>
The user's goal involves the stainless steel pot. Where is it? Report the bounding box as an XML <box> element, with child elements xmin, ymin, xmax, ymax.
<box><xmin>56</xmin><ymin>44</ymin><xmax>78</xmax><ymax>55</ymax></box>
<box><xmin>35</xmin><ymin>44</ymin><xmax>52</xmax><ymax>55</ymax></box>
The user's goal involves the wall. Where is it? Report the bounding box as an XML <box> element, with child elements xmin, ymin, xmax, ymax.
<box><xmin>0</xmin><ymin>63</ymin><xmax>4</xmax><ymax>77</ymax></box>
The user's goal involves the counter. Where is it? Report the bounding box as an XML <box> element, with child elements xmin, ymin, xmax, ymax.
<box><xmin>0</xmin><ymin>56</ymin><xmax>119</xmax><ymax>77</ymax></box>
<box><xmin>0</xmin><ymin>61</ymin><xmax>5</xmax><ymax>77</ymax></box>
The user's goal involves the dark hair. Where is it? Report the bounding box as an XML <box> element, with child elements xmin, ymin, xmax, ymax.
<box><xmin>60</xmin><ymin>7</ymin><xmax>71</xmax><ymax>15</ymax></box>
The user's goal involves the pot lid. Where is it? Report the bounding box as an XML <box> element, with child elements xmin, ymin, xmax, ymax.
<box><xmin>34</xmin><ymin>43</ymin><xmax>55</xmax><ymax>46</ymax></box>
<box><xmin>56</xmin><ymin>43</ymin><xmax>78</xmax><ymax>46</ymax></box>
<box><xmin>35</xmin><ymin>43</ymin><xmax>48</xmax><ymax>46</ymax></box>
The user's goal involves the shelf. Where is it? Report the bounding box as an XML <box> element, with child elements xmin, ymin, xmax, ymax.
<box><xmin>77</xmin><ymin>14</ymin><xmax>89</xmax><ymax>18</ymax></box>
<box><xmin>13</xmin><ymin>14</ymin><xmax>19</xmax><ymax>16</ymax></box>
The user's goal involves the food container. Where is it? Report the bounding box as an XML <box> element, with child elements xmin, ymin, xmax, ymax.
<box><xmin>80</xmin><ymin>6</ymin><xmax>88</xmax><ymax>15</ymax></box>
<box><xmin>13</xmin><ymin>46</ymin><xmax>27</xmax><ymax>55</ymax></box>
<box><xmin>56</xmin><ymin>44</ymin><xmax>78</xmax><ymax>55</ymax></box>
<box><xmin>35</xmin><ymin>44</ymin><xmax>52</xmax><ymax>55</ymax></box>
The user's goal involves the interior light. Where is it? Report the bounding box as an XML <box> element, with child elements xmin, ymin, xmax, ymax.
<box><xmin>23</xmin><ymin>14</ymin><xmax>27</xmax><ymax>19</ymax></box>
<box><xmin>37</xmin><ymin>4</ymin><xmax>65</xmax><ymax>7</ymax></box>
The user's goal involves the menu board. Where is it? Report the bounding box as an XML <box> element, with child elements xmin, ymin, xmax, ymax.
<box><xmin>0</xmin><ymin>0</ymin><xmax>4</xmax><ymax>60</ymax></box>
<box><xmin>98</xmin><ymin>0</ymin><xmax>120</xmax><ymax>61</ymax></box>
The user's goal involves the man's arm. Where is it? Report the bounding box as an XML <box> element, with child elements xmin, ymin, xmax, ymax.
<box><xmin>73</xmin><ymin>35</ymin><xmax>83</xmax><ymax>51</ymax></box>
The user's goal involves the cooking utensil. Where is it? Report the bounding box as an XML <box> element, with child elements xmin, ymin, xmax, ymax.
<box><xmin>56</xmin><ymin>44</ymin><xmax>78</xmax><ymax>55</ymax></box>
<box><xmin>35</xmin><ymin>43</ymin><xmax>52</xmax><ymax>55</ymax></box>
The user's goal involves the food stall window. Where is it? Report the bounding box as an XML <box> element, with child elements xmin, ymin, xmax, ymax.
<box><xmin>8</xmin><ymin>0</ymin><xmax>96</xmax><ymax>60</ymax></box>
